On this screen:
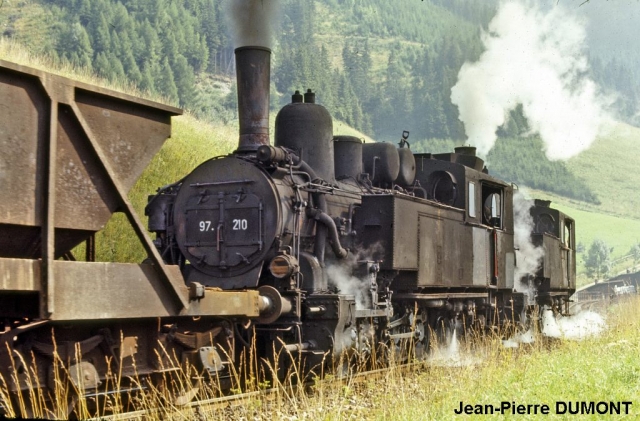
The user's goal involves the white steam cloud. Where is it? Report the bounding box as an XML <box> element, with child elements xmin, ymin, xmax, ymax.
<box><xmin>513</xmin><ymin>190</ymin><xmax>543</xmax><ymax>285</ymax></box>
<box><xmin>542</xmin><ymin>309</ymin><xmax>606</xmax><ymax>339</ymax></box>
<box><xmin>225</xmin><ymin>0</ymin><xmax>281</xmax><ymax>48</ymax></box>
<box><xmin>326</xmin><ymin>260</ymin><xmax>371</xmax><ymax>310</ymax></box>
<box><xmin>451</xmin><ymin>0</ymin><xmax>612</xmax><ymax>160</ymax></box>
<box><xmin>502</xmin><ymin>328</ymin><xmax>535</xmax><ymax>349</ymax></box>
<box><xmin>326</xmin><ymin>245</ymin><xmax>384</xmax><ymax>310</ymax></box>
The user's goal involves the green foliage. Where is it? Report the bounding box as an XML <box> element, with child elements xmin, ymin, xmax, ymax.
<box><xmin>584</xmin><ymin>239</ymin><xmax>612</xmax><ymax>280</ymax></box>
<box><xmin>487</xmin><ymin>136</ymin><xmax>599</xmax><ymax>204</ymax></box>
<box><xmin>30</xmin><ymin>0</ymin><xmax>232</xmax><ymax>108</ymax></box>
<box><xmin>3</xmin><ymin>0</ymin><xmax>636</xmax><ymax>211</ymax></box>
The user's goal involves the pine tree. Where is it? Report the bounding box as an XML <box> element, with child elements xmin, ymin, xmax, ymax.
<box><xmin>173</xmin><ymin>54</ymin><xmax>196</xmax><ymax>107</ymax></box>
<box><xmin>139</xmin><ymin>19</ymin><xmax>161</xmax><ymax>65</ymax></box>
<box><xmin>200</xmin><ymin>0</ymin><xmax>220</xmax><ymax>72</ymax></box>
<box><xmin>108</xmin><ymin>53</ymin><xmax>126</xmax><ymax>81</ymax></box>
<box><xmin>56</xmin><ymin>20</ymin><xmax>93</xmax><ymax>70</ymax></box>
<box><xmin>94</xmin><ymin>52</ymin><xmax>112</xmax><ymax>79</ymax></box>
<box><xmin>91</xmin><ymin>13</ymin><xmax>112</xmax><ymax>55</ymax></box>
<box><xmin>139</xmin><ymin>64</ymin><xmax>156</xmax><ymax>94</ymax></box>
<box><xmin>157</xmin><ymin>57</ymin><xmax>179</xmax><ymax>104</ymax></box>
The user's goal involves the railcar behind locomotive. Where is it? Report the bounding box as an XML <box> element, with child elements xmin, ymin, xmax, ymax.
<box><xmin>0</xmin><ymin>45</ymin><xmax>576</xmax><ymax>405</ymax></box>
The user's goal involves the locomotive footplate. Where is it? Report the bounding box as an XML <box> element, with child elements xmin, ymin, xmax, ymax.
<box><xmin>355</xmin><ymin>309</ymin><xmax>392</xmax><ymax>318</ymax></box>
<box><xmin>537</xmin><ymin>292</ymin><xmax>572</xmax><ymax>296</ymax></box>
<box><xmin>393</xmin><ymin>292</ymin><xmax>489</xmax><ymax>300</ymax></box>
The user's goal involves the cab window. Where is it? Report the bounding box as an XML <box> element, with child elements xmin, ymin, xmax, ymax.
<box><xmin>481</xmin><ymin>184</ymin><xmax>503</xmax><ymax>228</ymax></box>
<box><xmin>468</xmin><ymin>182</ymin><xmax>476</xmax><ymax>218</ymax></box>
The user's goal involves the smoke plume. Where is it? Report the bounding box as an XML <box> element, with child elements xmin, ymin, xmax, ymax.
<box><xmin>451</xmin><ymin>0</ymin><xmax>612</xmax><ymax>160</ymax></box>
<box><xmin>513</xmin><ymin>190</ymin><xmax>543</xmax><ymax>285</ymax></box>
<box><xmin>225</xmin><ymin>0</ymin><xmax>281</xmax><ymax>49</ymax></box>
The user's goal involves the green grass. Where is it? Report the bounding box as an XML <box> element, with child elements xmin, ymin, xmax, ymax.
<box><xmin>93</xmin><ymin>114</ymin><xmax>238</xmax><ymax>262</ymax></box>
<box><xmin>0</xmin><ymin>0</ymin><xmax>57</xmax><ymax>55</ymax></box>
<box><xmin>551</xmin><ymin>203</ymin><xmax>640</xmax><ymax>270</ymax></box>
<box><xmin>334</xmin><ymin>120</ymin><xmax>376</xmax><ymax>142</ymax></box>
<box><xmin>565</xmin><ymin>121</ymin><xmax>640</xmax><ymax>221</ymax></box>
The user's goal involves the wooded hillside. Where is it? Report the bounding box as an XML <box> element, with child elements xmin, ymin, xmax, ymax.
<box><xmin>3</xmin><ymin>0</ymin><xmax>637</xmax><ymax>204</ymax></box>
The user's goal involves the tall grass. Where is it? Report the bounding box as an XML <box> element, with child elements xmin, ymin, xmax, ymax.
<box><xmin>3</xmin><ymin>298</ymin><xmax>637</xmax><ymax>420</ymax></box>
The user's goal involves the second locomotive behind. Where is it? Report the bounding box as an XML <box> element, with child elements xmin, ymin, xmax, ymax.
<box><xmin>146</xmin><ymin>46</ymin><xmax>576</xmax><ymax>373</ymax></box>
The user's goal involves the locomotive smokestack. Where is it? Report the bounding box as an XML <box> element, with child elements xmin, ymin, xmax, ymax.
<box><xmin>235</xmin><ymin>46</ymin><xmax>271</xmax><ymax>153</ymax></box>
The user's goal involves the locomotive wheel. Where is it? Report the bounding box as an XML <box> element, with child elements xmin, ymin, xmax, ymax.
<box><xmin>411</xmin><ymin>319</ymin><xmax>429</xmax><ymax>360</ymax></box>
<box><xmin>407</xmin><ymin>312</ymin><xmax>429</xmax><ymax>360</ymax></box>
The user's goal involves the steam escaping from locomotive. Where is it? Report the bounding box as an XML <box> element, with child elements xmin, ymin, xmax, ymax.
<box><xmin>428</xmin><ymin>329</ymin><xmax>481</xmax><ymax>367</ymax></box>
<box><xmin>502</xmin><ymin>328</ymin><xmax>535</xmax><ymax>348</ymax></box>
<box><xmin>325</xmin><ymin>245</ymin><xmax>385</xmax><ymax>310</ymax></box>
<box><xmin>513</xmin><ymin>190</ymin><xmax>543</xmax><ymax>286</ymax></box>
<box><xmin>451</xmin><ymin>0</ymin><xmax>612</xmax><ymax>160</ymax></box>
<box><xmin>542</xmin><ymin>309</ymin><xmax>606</xmax><ymax>339</ymax></box>
<box><xmin>225</xmin><ymin>0</ymin><xmax>281</xmax><ymax>48</ymax></box>
<box><xmin>326</xmin><ymin>263</ymin><xmax>371</xmax><ymax>310</ymax></box>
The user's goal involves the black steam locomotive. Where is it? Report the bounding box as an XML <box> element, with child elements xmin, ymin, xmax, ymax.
<box><xmin>0</xmin><ymin>46</ymin><xmax>575</xmax><ymax>406</ymax></box>
<box><xmin>146</xmin><ymin>47</ymin><xmax>577</xmax><ymax>370</ymax></box>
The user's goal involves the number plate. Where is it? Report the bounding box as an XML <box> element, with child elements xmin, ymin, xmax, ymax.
<box><xmin>185</xmin><ymin>192</ymin><xmax>262</xmax><ymax>268</ymax></box>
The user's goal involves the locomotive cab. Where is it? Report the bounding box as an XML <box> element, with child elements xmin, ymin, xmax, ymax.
<box><xmin>411</xmin><ymin>146</ymin><xmax>515</xmax><ymax>290</ymax></box>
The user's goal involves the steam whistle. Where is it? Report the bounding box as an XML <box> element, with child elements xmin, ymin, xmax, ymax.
<box><xmin>398</xmin><ymin>130</ymin><xmax>410</xmax><ymax>149</ymax></box>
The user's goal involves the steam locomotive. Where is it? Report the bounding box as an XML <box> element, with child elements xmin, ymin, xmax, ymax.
<box><xmin>0</xmin><ymin>46</ymin><xmax>575</xmax><ymax>405</ymax></box>
<box><xmin>146</xmin><ymin>47</ymin><xmax>577</xmax><ymax>369</ymax></box>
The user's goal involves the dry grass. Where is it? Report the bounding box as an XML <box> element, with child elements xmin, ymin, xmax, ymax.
<box><xmin>2</xmin><ymin>298</ymin><xmax>638</xmax><ymax>420</ymax></box>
